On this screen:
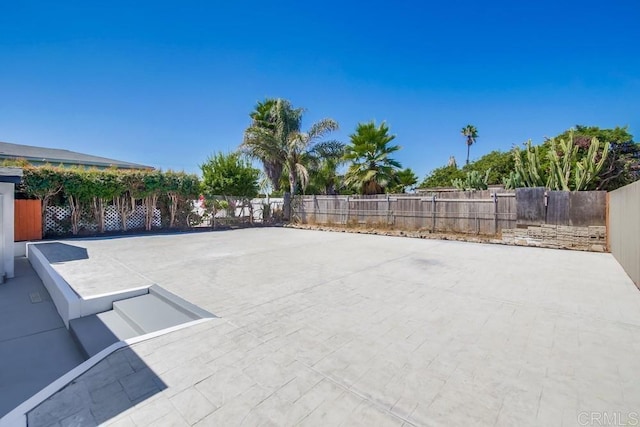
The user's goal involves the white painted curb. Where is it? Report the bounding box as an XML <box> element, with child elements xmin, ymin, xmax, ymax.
<box><xmin>0</xmin><ymin>317</ymin><xmax>214</xmax><ymax>427</ymax></box>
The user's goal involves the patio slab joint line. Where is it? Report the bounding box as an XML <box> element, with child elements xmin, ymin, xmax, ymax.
<box><xmin>302</xmin><ymin>362</ymin><xmax>418</xmax><ymax>426</ymax></box>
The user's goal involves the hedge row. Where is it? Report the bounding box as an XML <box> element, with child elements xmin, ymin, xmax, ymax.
<box><xmin>20</xmin><ymin>166</ymin><xmax>200</xmax><ymax>234</ymax></box>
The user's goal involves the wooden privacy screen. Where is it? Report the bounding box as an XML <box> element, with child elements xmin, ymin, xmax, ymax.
<box><xmin>15</xmin><ymin>199</ymin><xmax>42</xmax><ymax>241</ymax></box>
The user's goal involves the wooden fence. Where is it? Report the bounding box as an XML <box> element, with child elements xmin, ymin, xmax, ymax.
<box><xmin>15</xmin><ymin>199</ymin><xmax>42</xmax><ymax>241</ymax></box>
<box><xmin>293</xmin><ymin>188</ymin><xmax>607</xmax><ymax>236</ymax></box>
<box><xmin>515</xmin><ymin>188</ymin><xmax>606</xmax><ymax>227</ymax></box>
<box><xmin>294</xmin><ymin>190</ymin><xmax>517</xmax><ymax>235</ymax></box>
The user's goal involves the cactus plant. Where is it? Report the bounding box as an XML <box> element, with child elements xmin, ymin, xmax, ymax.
<box><xmin>512</xmin><ymin>140</ymin><xmax>545</xmax><ymax>187</ymax></box>
<box><xmin>502</xmin><ymin>171</ymin><xmax>525</xmax><ymax>189</ymax></box>
<box><xmin>573</xmin><ymin>137</ymin><xmax>610</xmax><ymax>190</ymax></box>
<box><xmin>452</xmin><ymin>169</ymin><xmax>491</xmax><ymax>190</ymax></box>
<box><xmin>511</xmin><ymin>133</ymin><xmax>610</xmax><ymax>191</ymax></box>
<box><xmin>547</xmin><ymin>131</ymin><xmax>609</xmax><ymax>191</ymax></box>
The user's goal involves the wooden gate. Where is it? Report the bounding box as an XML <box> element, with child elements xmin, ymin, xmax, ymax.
<box><xmin>15</xmin><ymin>199</ymin><xmax>42</xmax><ymax>241</ymax></box>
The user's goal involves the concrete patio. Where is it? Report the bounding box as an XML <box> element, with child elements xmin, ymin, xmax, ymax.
<box><xmin>12</xmin><ymin>228</ymin><xmax>640</xmax><ymax>426</ymax></box>
<box><xmin>0</xmin><ymin>258</ymin><xmax>84</xmax><ymax>417</ymax></box>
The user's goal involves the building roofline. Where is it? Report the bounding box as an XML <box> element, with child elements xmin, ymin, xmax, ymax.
<box><xmin>0</xmin><ymin>141</ymin><xmax>154</xmax><ymax>170</ymax></box>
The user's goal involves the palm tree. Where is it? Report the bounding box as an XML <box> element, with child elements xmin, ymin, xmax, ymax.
<box><xmin>242</xmin><ymin>99</ymin><xmax>300</xmax><ymax>192</ymax></box>
<box><xmin>242</xmin><ymin>98</ymin><xmax>339</xmax><ymax>195</ymax></box>
<box><xmin>306</xmin><ymin>141</ymin><xmax>346</xmax><ymax>195</ymax></box>
<box><xmin>393</xmin><ymin>168</ymin><xmax>418</xmax><ymax>193</ymax></box>
<box><xmin>343</xmin><ymin>121</ymin><xmax>402</xmax><ymax>194</ymax></box>
<box><xmin>283</xmin><ymin>119</ymin><xmax>339</xmax><ymax>194</ymax></box>
<box><xmin>461</xmin><ymin>124</ymin><xmax>478</xmax><ymax>165</ymax></box>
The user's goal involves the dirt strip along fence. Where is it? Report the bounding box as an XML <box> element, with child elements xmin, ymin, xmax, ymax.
<box><xmin>293</xmin><ymin>188</ymin><xmax>607</xmax><ymax>244</ymax></box>
<box><xmin>607</xmin><ymin>180</ymin><xmax>640</xmax><ymax>287</ymax></box>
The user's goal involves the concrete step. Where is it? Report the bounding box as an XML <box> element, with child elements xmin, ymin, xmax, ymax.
<box><xmin>69</xmin><ymin>311</ymin><xmax>139</xmax><ymax>359</ymax></box>
<box><xmin>113</xmin><ymin>292</ymin><xmax>197</xmax><ymax>334</ymax></box>
<box><xmin>149</xmin><ymin>285</ymin><xmax>213</xmax><ymax>320</ymax></box>
<box><xmin>69</xmin><ymin>286</ymin><xmax>213</xmax><ymax>359</ymax></box>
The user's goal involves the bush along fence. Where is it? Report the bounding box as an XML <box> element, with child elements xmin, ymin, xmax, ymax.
<box><xmin>292</xmin><ymin>187</ymin><xmax>607</xmax><ymax>251</ymax></box>
<box><xmin>20</xmin><ymin>166</ymin><xmax>200</xmax><ymax>237</ymax></box>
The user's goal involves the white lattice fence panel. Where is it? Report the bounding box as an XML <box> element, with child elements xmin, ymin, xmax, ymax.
<box><xmin>45</xmin><ymin>206</ymin><xmax>70</xmax><ymax>234</ymax></box>
<box><xmin>80</xmin><ymin>218</ymin><xmax>97</xmax><ymax>232</ymax></box>
<box><xmin>127</xmin><ymin>206</ymin><xmax>161</xmax><ymax>229</ymax></box>
<box><xmin>105</xmin><ymin>205</ymin><xmax>121</xmax><ymax>231</ymax></box>
<box><xmin>128</xmin><ymin>206</ymin><xmax>145</xmax><ymax>229</ymax></box>
<box><xmin>153</xmin><ymin>207</ymin><xmax>161</xmax><ymax>227</ymax></box>
<box><xmin>46</xmin><ymin>205</ymin><xmax>162</xmax><ymax>234</ymax></box>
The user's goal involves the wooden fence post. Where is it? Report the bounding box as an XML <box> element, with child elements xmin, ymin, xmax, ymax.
<box><xmin>493</xmin><ymin>193</ymin><xmax>498</xmax><ymax>235</ymax></box>
<box><xmin>345</xmin><ymin>196</ymin><xmax>350</xmax><ymax>225</ymax></box>
<box><xmin>386</xmin><ymin>195</ymin><xmax>391</xmax><ymax>226</ymax></box>
<box><xmin>605</xmin><ymin>192</ymin><xmax>610</xmax><ymax>251</ymax></box>
<box><xmin>431</xmin><ymin>195</ymin><xmax>436</xmax><ymax>232</ymax></box>
<box><xmin>312</xmin><ymin>194</ymin><xmax>316</xmax><ymax>223</ymax></box>
<box><xmin>283</xmin><ymin>192</ymin><xmax>291</xmax><ymax>221</ymax></box>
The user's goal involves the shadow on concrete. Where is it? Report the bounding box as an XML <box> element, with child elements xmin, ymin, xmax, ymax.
<box><xmin>1</xmin><ymin>259</ymin><xmax>169</xmax><ymax>424</ymax></box>
<box><xmin>69</xmin><ymin>315</ymin><xmax>121</xmax><ymax>360</ymax></box>
<box><xmin>26</xmin><ymin>348</ymin><xmax>167</xmax><ymax>426</ymax></box>
<box><xmin>0</xmin><ymin>258</ymin><xmax>85</xmax><ymax>418</ymax></box>
<box><xmin>32</xmin><ymin>242</ymin><xmax>89</xmax><ymax>263</ymax></box>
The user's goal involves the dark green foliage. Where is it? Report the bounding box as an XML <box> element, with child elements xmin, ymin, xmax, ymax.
<box><xmin>548</xmin><ymin>125</ymin><xmax>638</xmax><ymax>190</ymax></box>
<box><xmin>511</xmin><ymin>133</ymin><xmax>610</xmax><ymax>191</ymax></box>
<box><xmin>419</xmin><ymin>165</ymin><xmax>465</xmax><ymax>188</ymax></box>
<box><xmin>242</xmin><ymin>98</ymin><xmax>339</xmax><ymax>195</ymax></box>
<box><xmin>242</xmin><ymin>98</ymin><xmax>291</xmax><ymax>191</ymax></box>
<box><xmin>507</xmin><ymin>126</ymin><xmax>633</xmax><ymax>191</ymax></box>
<box><xmin>163</xmin><ymin>171</ymin><xmax>200</xmax><ymax>228</ymax></box>
<box><xmin>200</xmin><ymin>152</ymin><xmax>260</xmax><ymax>198</ymax></box>
<box><xmin>420</xmin><ymin>150</ymin><xmax>514</xmax><ymax>189</ymax></box>
<box><xmin>20</xmin><ymin>165</ymin><xmax>64</xmax><ymax>230</ymax></box>
<box><xmin>391</xmin><ymin>168</ymin><xmax>419</xmax><ymax>193</ymax></box>
<box><xmin>86</xmin><ymin>169</ymin><xmax>124</xmax><ymax>201</ymax></box>
<box><xmin>452</xmin><ymin>170</ymin><xmax>490</xmax><ymax>190</ymax></box>
<box><xmin>305</xmin><ymin>141</ymin><xmax>346</xmax><ymax>195</ymax></box>
<box><xmin>343</xmin><ymin>121</ymin><xmax>402</xmax><ymax>194</ymax></box>
<box><xmin>464</xmin><ymin>151</ymin><xmax>514</xmax><ymax>185</ymax></box>
<box><xmin>20</xmin><ymin>165</ymin><xmax>200</xmax><ymax>234</ymax></box>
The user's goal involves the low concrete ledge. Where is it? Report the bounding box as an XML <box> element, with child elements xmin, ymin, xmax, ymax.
<box><xmin>81</xmin><ymin>287</ymin><xmax>149</xmax><ymax>317</ymax></box>
<box><xmin>27</xmin><ymin>244</ymin><xmax>81</xmax><ymax>328</ymax></box>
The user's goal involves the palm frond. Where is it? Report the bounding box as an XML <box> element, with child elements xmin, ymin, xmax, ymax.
<box><xmin>295</xmin><ymin>163</ymin><xmax>309</xmax><ymax>190</ymax></box>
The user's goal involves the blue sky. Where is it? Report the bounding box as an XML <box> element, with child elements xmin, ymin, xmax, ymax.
<box><xmin>1</xmin><ymin>1</ymin><xmax>638</xmax><ymax>178</ymax></box>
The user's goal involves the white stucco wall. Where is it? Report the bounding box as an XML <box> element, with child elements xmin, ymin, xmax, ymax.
<box><xmin>0</xmin><ymin>167</ymin><xmax>22</xmax><ymax>279</ymax></box>
<box><xmin>0</xmin><ymin>182</ymin><xmax>15</xmax><ymax>278</ymax></box>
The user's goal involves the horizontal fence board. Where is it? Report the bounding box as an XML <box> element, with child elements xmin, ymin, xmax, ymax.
<box><xmin>294</xmin><ymin>189</ymin><xmax>603</xmax><ymax>236</ymax></box>
<box><xmin>568</xmin><ymin>191</ymin><xmax>607</xmax><ymax>226</ymax></box>
<box><xmin>294</xmin><ymin>192</ymin><xmax>518</xmax><ymax>235</ymax></box>
<box><xmin>516</xmin><ymin>187</ymin><xmax>546</xmax><ymax>225</ymax></box>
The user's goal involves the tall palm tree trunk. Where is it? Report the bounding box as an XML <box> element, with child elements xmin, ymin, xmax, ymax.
<box><xmin>288</xmin><ymin>169</ymin><xmax>297</xmax><ymax>195</ymax></box>
<box><xmin>466</xmin><ymin>143</ymin><xmax>471</xmax><ymax>165</ymax></box>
